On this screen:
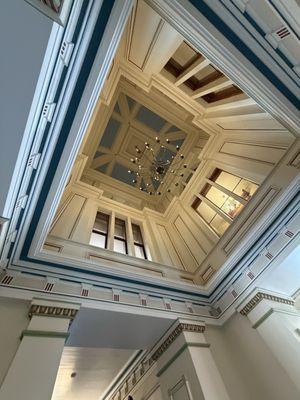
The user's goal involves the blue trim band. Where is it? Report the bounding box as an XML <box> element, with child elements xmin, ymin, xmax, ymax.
<box><xmin>21</xmin><ymin>0</ymin><xmax>116</xmax><ymax>259</ymax></box>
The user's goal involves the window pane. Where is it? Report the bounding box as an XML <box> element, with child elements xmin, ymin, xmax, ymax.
<box><xmin>114</xmin><ymin>238</ymin><xmax>127</xmax><ymax>254</ymax></box>
<box><xmin>215</xmin><ymin>171</ymin><xmax>241</xmax><ymax>191</ymax></box>
<box><xmin>196</xmin><ymin>201</ymin><xmax>216</xmax><ymax>223</ymax></box>
<box><xmin>205</xmin><ymin>186</ymin><xmax>228</xmax><ymax>208</ymax></box>
<box><xmin>210</xmin><ymin>214</ymin><xmax>230</xmax><ymax>236</ymax></box>
<box><xmin>134</xmin><ymin>244</ymin><xmax>146</xmax><ymax>259</ymax></box>
<box><xmin>115</xmin><ymin>218</ymin><xmax>126</xmax><ymax>239</ymax></box>
<box><xmin>94</xmin><ymin>212</ymin><xmax>109</xmax><ymax>233</ymax></box>
<box><xmin>132</xmin><ymin>224</ymin><xmax>143</xmax><ymax>244</ymax></box>
<box><xmin>221</xmin><ymin>196</ymin><xmax>243</xmax><ymax>219</ymax></box>
<box><xmin>90</xmin><ymin>232</ymin><xmax>106</xmax><ymax>248</ymax></box>
<box><xmin>233</xmin><ymin>179</ymin><xmax>258</xmax><ymax>200</ymax></box>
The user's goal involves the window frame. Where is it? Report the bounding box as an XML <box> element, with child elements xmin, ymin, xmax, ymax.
<box><xmin>192</xmin><ymin>168</ymin><xmax>258</xmax><ymax>236</ymax></box>
<box><xmin>114</xmin><ymin>217</ymin><xmax>128</xmax><ymax>255</ymax></box>
<box><xmin>132</xmin><ymin>223</ymin><xmax>147</xmax><ymax>260</ymax></box>
<box><xmin>90</xmin><ymin>211</ymin><xmax>110</xmax><ymax>249</ymax></box>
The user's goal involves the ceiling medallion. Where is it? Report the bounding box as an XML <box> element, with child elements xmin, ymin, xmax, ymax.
<box><xmin>128</xmin><ymin>137</ymin><xmax>187</xmax><ymax>195</ymax></box>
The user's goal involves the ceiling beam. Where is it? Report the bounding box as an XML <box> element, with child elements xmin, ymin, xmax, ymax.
<box><xmin>191</xmin><ymin>76</ymin><xmax>232</xmax><ymax>99</ymax></box>
<box><xmin>175</xmin><ymin>57</ymin><xmax>210</xmax><ymax>86</ymax></box>
<box><xmin>91</xmin><ymin>153</ymin><xmax>114</xmax><ymax>169</ymax></box>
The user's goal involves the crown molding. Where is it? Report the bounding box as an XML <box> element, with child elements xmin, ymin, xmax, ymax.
<box><xmin>239</xmin><ymin>290</ymin><xmax>295</xmax><ymax>316</ymax></box>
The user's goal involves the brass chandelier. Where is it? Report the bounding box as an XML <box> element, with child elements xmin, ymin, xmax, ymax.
<box><xmin>127</xmin><ymin>136</ymin><xmax>187</xmax><ymax>195</ymax></box>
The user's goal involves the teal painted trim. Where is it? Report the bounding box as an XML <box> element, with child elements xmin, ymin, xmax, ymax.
<box><xmin>157</xmin><ymin>342</ymin><xmax>210</xmax><ymax>377</ymax></box>
<box><xmin>21</xmin><ymin>330</ymin><xmax>69</xmax><ymax>340</ymax></box>
<box><xmin>252</xmin><ymin>308</ymin><xmax>274</xmax><ymax>329</ymax></box>
<box><xmin>252</xmin><ymin>306</ymin><xmax>300</xmax><ymax>329</ymax></box>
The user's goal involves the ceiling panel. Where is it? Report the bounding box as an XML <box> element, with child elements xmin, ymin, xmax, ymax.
<box><xmin>51</xmin><ymin>347</ymin><xmax>135</xmax><ymax>400</ymax></box>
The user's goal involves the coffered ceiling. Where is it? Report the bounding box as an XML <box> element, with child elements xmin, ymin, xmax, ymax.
<box><xmin>78</xmin><ymin>0</ymin><xmax>289</xmax><ymax>212</ymax></box>
<box><xmin>84</xmin><ymin>87</ymin><xmax>206</xmax><ymax>206</ymax></box>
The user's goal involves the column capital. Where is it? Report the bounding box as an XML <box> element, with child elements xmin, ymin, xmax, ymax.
<box><xmin>28</xmin><ymin>298</ymin><xmax>80</xmax><ymax>320</ymax></box>
<box><xmin>152</xmin><ymin>319</ymin><xmax>205</xmax><ymax>362</ymax></box>
<box><xmin>239</xmin><ymin>289</ymin><xmax>294</xmax><ymax>316</ymax></box>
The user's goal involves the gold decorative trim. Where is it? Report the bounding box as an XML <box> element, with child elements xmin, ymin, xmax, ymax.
<box><xmin>240</xmin><ymin>292</ymin><xmax>294</xmax><ymax>316</ymax></box>
<box><xmin>28</xmin><ymin>304</ymin><xmax>78</xmax><ymax>320</ymax></box>
<box><xmin>152</xmin><ymin>323</ymin><xmax>205</xmax><ymax>361</ymax></box>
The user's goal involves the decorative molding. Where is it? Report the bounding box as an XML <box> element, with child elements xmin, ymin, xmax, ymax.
<box><xmin>28</xmin><ymin>304</ymin><xmax>78</xmax><ymax>320</ymax></box>
<box><xmin>152</xmin><ymin>323</ymin><xmax>205</xmax><ymax>361</ymax></box>
<box><xmin>240</xmin><ymin>291</ymin><xmax>294</xmax><ymax>316</ymax></box>
<box><xmin>24</xmin><ymin>0</ymin><xmax>73</xmax><ymax>26</ymax></box>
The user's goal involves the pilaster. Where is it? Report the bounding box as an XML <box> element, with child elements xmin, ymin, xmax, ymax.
<box><xmin>154</xmin><ymin>319</ymin><xmax>231</xmax><ymax>400</ymax></box>
<box><xmin>239</xmin><ymin>289</ymin><xmax>300</xmax><ymax>392</ymax></box>
<box><xmin>0</xmin><ymin>298</ymin><xmax>80</xmax><ymax>400</ymax></box>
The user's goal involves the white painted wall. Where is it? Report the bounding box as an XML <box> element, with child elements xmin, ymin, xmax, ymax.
<box><xmin>0</xmin><ymin>297</ymin><xmax>30</xmax><ymax>385</ymax></box>
<box><xmin>205</xmin><ymin>312</ymin><xmax>300</xmax><ymax>400</ymax></box>
<box><xmin>0</xmin><ymin>0</ymin><xmax>52</xmax><ymax>217</ymax></box>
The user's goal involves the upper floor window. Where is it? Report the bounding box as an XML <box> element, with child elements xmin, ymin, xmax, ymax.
<box><xmin>132</xmin><ymin>223</ymin><xmax>147</xmax><ymax>259</ymax></box>
<box><xmin>192</xmin><ymin>168</ymin><xmax>258</xmax><ymax>236</ymax></box>
<box><xmin>90</xmin><ymin>212</ymin><xmax>147</xmax><ymax>259</ymax></box>
<box><xmin>89</xmin><ymin>212</ymin><xmax>109</xmax><ymax>249</ymax></box>
<box><xmin>114</xmin><ymin>218</ymin><xmax>128</xmax><ymax>255</ymax></box>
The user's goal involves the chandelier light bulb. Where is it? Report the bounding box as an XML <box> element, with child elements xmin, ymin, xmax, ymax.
<box><xmin>129</xmin><ymin>139</ymin><xmax>188</xmax><ymax>196</ymax></box>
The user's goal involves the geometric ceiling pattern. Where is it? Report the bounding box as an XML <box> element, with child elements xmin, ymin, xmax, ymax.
<box><xmin>90</xmin><ymin>92</ymin><xmax>200</xmax><ymax>198</ymax></box>
<box><xmin>163</xmin><ymin>41</ymin><xmax>243</xmax><ymax>104</ymax></box>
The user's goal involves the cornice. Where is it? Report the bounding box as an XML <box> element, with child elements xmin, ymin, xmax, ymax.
<box><xmin>106</xmin><ymin>321</ymin><xmax>205</xmax><ymax>400</ymax></box>
<box><xmin>28</xmin><ymin>304</ymin><xmax>78</xmax><ymax>320</ymax></box>
<box><xmin>151</xmin><ymin>322</ymin><xmax>205</xmax><ymax>361</ymax></box>
<box><xmin>240</xmin><ymin>291</ymin><xmax>295</xmax><ymax>316</ymax></box>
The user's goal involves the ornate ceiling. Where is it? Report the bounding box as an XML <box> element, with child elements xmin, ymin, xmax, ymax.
<box><xmin>86</xmin><ymin>89</ymin><xmax>205</xmax><ymax>205</ymax></box>
<box><xmin>78</xmin><ymin>0</ymin><xmax>289</xmax><ymax>212</ymax></box>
